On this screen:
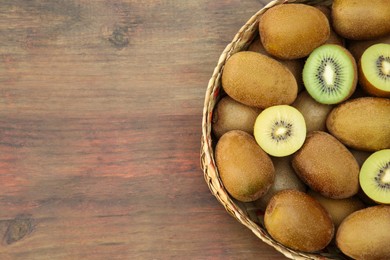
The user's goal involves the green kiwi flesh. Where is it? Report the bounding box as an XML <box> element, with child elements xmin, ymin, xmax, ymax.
<box><xmin>210</xmin><ymin>2</ymin><xmax>390</xmax><ymax>256</ymax></box>
<box><xmin>359</xmin><ymin>43</ymin><xmax>390</xmax><ymax>97</ymax></box>
<box><xmin>253</xmin><ymin>105</ymin><xmax>306</xmax><ymax>157</ymax></box>
<box><xmin>303</xmin><ymin>44</ymin><xmax>357</xmax><ymax>104</ymax></box>
<box><xmin>360</xmin><ymin>149</ymin><xmax>390</xmax><ymax>204</ymax></box>
<box><xmin>348</xmin><ymin>34</ymin><xmax>390</xmax><ymax>61</ymax></box>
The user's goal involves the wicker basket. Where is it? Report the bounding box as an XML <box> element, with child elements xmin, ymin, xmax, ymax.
<box><xmin>200</xmin><ymin>0</ymin><xmax>349</xmax><ymax>259</ymax></box>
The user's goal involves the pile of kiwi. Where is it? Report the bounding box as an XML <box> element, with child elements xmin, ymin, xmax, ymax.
<box><xmin>212</xmin><ymin>0</ymin><xmax>390</xmax><ymax>259</ymax></box>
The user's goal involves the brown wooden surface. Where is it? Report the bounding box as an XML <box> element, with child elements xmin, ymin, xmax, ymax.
<box><xmin>0</xmin><ymin>0</ymin><xmax>286</xmax><ymax>259</ymax></box>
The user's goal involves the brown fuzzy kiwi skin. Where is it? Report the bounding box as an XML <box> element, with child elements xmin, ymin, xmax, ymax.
<box><xmin>259</xmin><ymin>4</ymin><xmax>330</xmax><ymax>59</ymax></box>
<box><xmin>264</xmin><ymin>189</ymin><xmax>334</xmax><ymax>252</ymax></box>
<box><xmin>338</xmin><ymin>44</ymin><xmax>359</xmax><ymax>102</ymax></box>
<box><xmin>215</xmin><ymin>130</ymin><xmax>275</xmax><ymax>202</ymax></box>
<box><xmin>308</xmin><ymin>190</ymin><xmax>365</xmax><ymax>228</ymax></box>
<box><xmin>350</xmin><ymin>146</ymin><xmax>376</xmax><ymax>205</ymax></box>
<box><xmin>332</xmin><ymin>0</ymin><xmax>390</xmax><ymax>40</ymax></box>
<box><xmin>212</xmin><ymin>96</ymin><xmax>261</xmax><ymax>139</ymax></box>
<box><xmin>247</xmin><ymin>37</ymin><xmax>268</xmax><ymax>55</ymax></box>
<box><xmin>348</xmin><ymin>35</ymin><xmax>390</xmax><ymax>61</ymax></box>
<box><xmin>248</xmin><ymin>37</ymin><xmax>304</xmax><ymax>91</ymax></box>
<box><xmin>358</xmin><ymin>59</ymin><xmax>390</xmax><ymax>98</ymax></box>
<box><xmin>326</xmin><ymin>97</ymin><xmax>390</xmax><ymax>152</ymax></box>
<box><xmin>292</xmin><ymin>131</ymin><xmax>360</xmax><ymax>199</ymax></box>
<box><xmin>292</xmin><ymin>91</ymin><xmax>333</xmax><ymax>133</ymax></box>
<box><xmin>349</xmin><ymin>149</ymin><xmax>372</xmax><ymax>168</ymax></box>
<box><xmin>222</xmin><ymin>51</ymin><xmax>298</xmax><ymax>109</ymax></box>
<box><xmin>315</xmin><ymin>5</ymin><xmax>345</xmax><ymax>46</ymax></box>
<box><xmin>325</xmin><ymin>27</ymin><xmax>345</xmax><ymax>47</ymax></box>
<box><xmin>336</xmin><ymin>206</ymin><xmax>390</xmax><ymax>260</ymax></box>
<box><xmin>254</xmin><ymin>156</ymin><xmax>306</xmax><ymax>211</ymax></box>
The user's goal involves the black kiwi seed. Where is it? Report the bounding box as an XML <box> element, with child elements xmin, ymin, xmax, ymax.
<box><xmin>315</xmin><ymin>55</ymin><xmax>343</xmax><ymax>95</ymax></box>
<box><xmin>376</xmin><ymin>55</ymin><xmax>390</xmax><ymax>81</ymax></box>
<box><xmin>303</xmin><ymin>44</ymin><xmax>357</xmax><ymax>104</ymax></box>
<box><xmin>358</xmin><ymin>43</ymin><xmax>390</xmax><ymax>97</ymax></box>
<box><xmin>254</xmin><ymin>105</ymin><xmax>306</xmax><ymax>157</ymax></box>
<box><xmin>360</xmin><ymin>149</ymin><xmax>390</xmax><ymax>204</ymax></box>
<box><xmin>270</xmin><ymin>120</ymin><xmax>293</xmax><ymax>142</ymax></box>
<box><xmin>375</xmin><ymin>162</ymin><xmax>390</xmax><ymax>189</ymax></box>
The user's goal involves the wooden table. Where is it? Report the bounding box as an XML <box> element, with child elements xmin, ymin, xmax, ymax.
<box><xmin>0</xmin><ymin>1</ymin><xmax>285</xmax><ymax>259</ymax></box>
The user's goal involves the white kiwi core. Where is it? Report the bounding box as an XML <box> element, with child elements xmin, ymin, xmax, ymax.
<box><xmin>382</xmin><ymin>59</ymin><xmax>390</xmax><ymax>76</ymax></box>
<box><xmin>382</xmin><ymin>168</ymin><xmax>390</xmax><ymax>184</ymax></box>
<box><xmin>302</xmin><ymin>44</ymin><xmax>356</xmax><ymax>104</ymax></box>
<box><xmin>361</xmin><ymin>43</ymin><xmax>390</xmax><ymax>93</ymax></box>
<box><xmin>274</xmin><ymin>126</ymin><xmax>288</xmax><ymax>137</ymax></box>
<box><xmin>324</xmin><ymin>64</ymin><xmax>336</xmax><ymax>87</ymax></box>
<box><xmin>254</xmin><ymin>105</ymin><xmax>306</xmax><ymax>157</ymax></box>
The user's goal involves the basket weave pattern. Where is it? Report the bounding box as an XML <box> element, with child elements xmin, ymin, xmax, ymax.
<box><xmin>200</xmin><ymin>0</ymin><xmax>344</xmax><ymax>259</ymax></box>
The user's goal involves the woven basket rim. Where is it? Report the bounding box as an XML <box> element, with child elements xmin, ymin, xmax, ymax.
<box><xmin>200</xmin><ymin>0</ymin><xmax>342</xmax><ymax>259</ymax></box>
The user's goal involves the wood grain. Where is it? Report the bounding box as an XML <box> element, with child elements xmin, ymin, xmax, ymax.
<box><xmin>0</xmin><ymin>0</ymin><xmax>285</xmax><ymax>259</ymax></box>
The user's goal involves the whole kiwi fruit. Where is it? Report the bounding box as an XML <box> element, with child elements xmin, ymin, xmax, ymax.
<box><xmin>264</xmin><ymin>189</ymin><xmax>334</xmax><ymax>252</ymax></box>
<box><xmin>336</xmin><ymin>206</ymin><xmax>390</xmax><ymax>259</ymax></box>
<box><xmin>332</xmin><ymin>0</ymin><xmax>390</xmax><ymax>40</ymax></box>
<box><xmin>326</xmin><ymin>97</ymin><xmax>390</xmax><ymax>151</ymax></box>
<box><xmin>259</xmin><ymin>3</ymin><xmax>330</xmax><ymax>59</ymax></box>
<box><xmin>292</xmin><ymin>131</ymin><xmax>360</xmax><ymax>199</ymax></box>
<box><xmin>215</xmin><ymin>130</ymin><xmax>275</xmax><ymax>202</ymax></box>
<box><xmin>212</xmin><ymin>96</ymin><xmax>261</xmax><ymax>139</ymax></box>
<box><xmin>222</xmin><ymin>51</ymin><xmax>298</xmax><ymax>108</ymax></box>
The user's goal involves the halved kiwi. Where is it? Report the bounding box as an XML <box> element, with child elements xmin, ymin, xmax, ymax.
<box><xmin>253</xmin><ymin>105</ymin><xmax>306</xmax><ymax>157</ymax></box>
<box><xmin>360</xmin><ymin>149</ymin><xmax>390</xmax><ymax>204</ymax></box>
<box><xmin>359</xmin><ymin>43</ymin><xmax>390</xmax><ymax>97</ymax></box>
<box><xmin>348</xmin><ymin>35</ymin><xmax>390</xmax><ymax>61</ymax></box>
<box><xmin>303</xmin><ymin>44</ymin><xmax>357</xmax><ymax>104</ymax></box>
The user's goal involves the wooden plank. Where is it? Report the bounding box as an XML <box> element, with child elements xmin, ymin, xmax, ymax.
<box><xmin>0</xmin><ymin>0</ymin><xmax>285</xmax><ymax>259</ymax></box>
